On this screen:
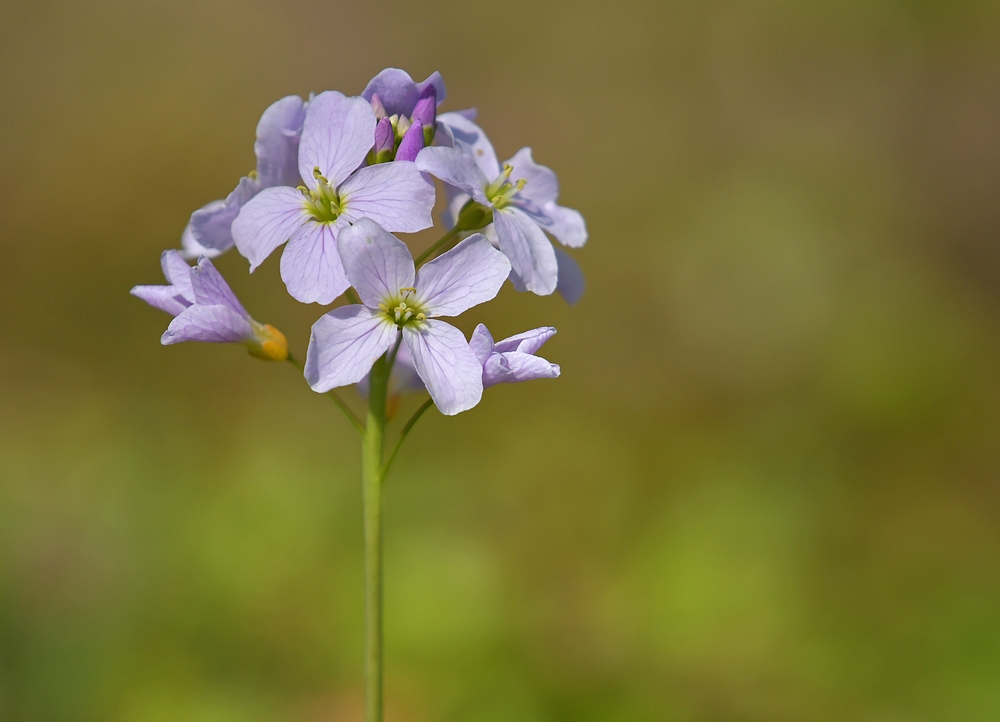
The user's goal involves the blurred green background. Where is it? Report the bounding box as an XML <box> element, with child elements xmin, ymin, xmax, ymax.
<box><xmin>3</xmin><ymin>1</ymin><xmax>1000</xmax><ymax>720</ymax></box>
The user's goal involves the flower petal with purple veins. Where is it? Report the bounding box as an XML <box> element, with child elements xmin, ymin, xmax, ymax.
<box><xmin>305</xmin><ymin>305</ymin><xmax>399</xmax><ymax>391</ymax></box>
<box><xmin>162</xmin><ymin>304</ymin><xmax>253</xmax><ymax>345</ymax></box>
<box><xmin>493</xmin><ymin>326</ymin><xmax>557</xmax><ymax>355</ymax></box>
<box><xmin>415</xmin><ymin>234</ymin><xmax>510</xmax><ymax>317</ymax></box>
<box><xmin>232</xmin><ymin>186</ymin><xmax>308</xmax><ymax>271</ymax></box>
<box><xmin>414</xmin><ymin>146</ymin><xmax>490</xmax><ymax>204</ymax></box>
<box><xmin>279</xmin><ymin>221</ymin><xmax>351</xmax><ymax>305</ymax></box>
<box><xmin>482</xmin><ymin>351</ymin><xmax>560</xmax><ymax>388</ymax></box>
<box><xmin>189</xmin><ymin>257</ymin><xmax>248</xmax><ymax>318</ymax></box>
<box><xmin>337</xmin><ymin>219</ymin><xmax>415</xmax><ymax>308</ymax></box>
<box><xmin>254</xmin><ymin>95</ymin><xmax>306</xmax><ymax>188</ymax></box>
<box><xmin>161</xmin><ymin>249</ymin><xmax>195</xmax><ymax>300</ymax></box>
<box><xmin>469</xmin><ymin>323</ymin><xmax>495</xmax><ymax>365</ymax></box>
<box><xmin>339</xmin><ymin>162</ymin><xmax>435</xmax><ymax>233</ymax></box>
<box><xmin>493</xmin><ymin>207</ymin><xmax>559</xmax><ymax>296</ymax></box>
<box><xmin>298</xmin><ymin>91</ymin><xmax>376</xmax><ymax>189</ymax></box>
<box><xmin>403</xmin><ymin>320</ymin><xmax>483</xmax><ymax>415</ymax></box>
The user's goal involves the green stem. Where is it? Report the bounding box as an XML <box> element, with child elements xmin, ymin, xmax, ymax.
<box><xmin>414</xmin><ymin>225</ymin><xmax>462</xmax><ymax>266</ymax></box>
<box><xmin>287</xmin><ymin>355</ymin><xmax>364</xmax><ymax>434</ymax></box>
<box><xmin>362</xmin><ymin>354</ymin><xmax>390</xmax><ymax>722</ymax></box>
<box><xmin>382</xmin><ymin>397</ymin><xmax>434</xmax><ymax>479</ymax></box>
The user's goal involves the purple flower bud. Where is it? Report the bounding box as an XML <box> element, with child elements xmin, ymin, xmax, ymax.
<box><xmin>370</xmin><ymin>93</ymin><xmax>387</xmax><ymax>120</ymax></box>
<box><xmin>412</xmin><ymin>85</ymin><xmax>437</xmax><ymax>146</ymax></box>
<box><xmin>371</xmin><ymin>116</ymin><xmax>395</xmax><ymax>163</ymax></box>
<box><xmin>395</xmin><ymin>121</ymin><xmax>424</xmax><ymax>162</ymax></box>
<box><xmin>411</xmin><ymin>87</ymin><xmax>436</xmax><ymax>127</ymax></box>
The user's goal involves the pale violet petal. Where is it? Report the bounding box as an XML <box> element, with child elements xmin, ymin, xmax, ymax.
<box><xmin>339</xmin><ymin>162</ymin><xmax>435</xmax><ymax>233</ymax></box>
<box><xmin>483</xmin><ymin>351</ymin><xmax>560</xmax><ymax>388</ymax></box>
<box><xmin>255</xmin><ymin>95</ymin><xmax>306</xmax><ymax>188</ymax></box>
<box><xmin>493</xmin><ymin>207</ymin><xmax>558</xmax><ymax>296</ymax></box>
<box><xmin>416</xmin><ymin>71</ymin><xmax>446</xmax><ymax>108</ymax></box>
<box><xmin>541</xmin><ymin>202</ymin><xmax>587</xmax><ymax>248</ymax></box>
<box><xmin>190</xmin><ymin>177</ymin><xmax>262</xmax><ymax>253</ymax></box>
<box><xmin>554</xmin><ymin>246</ymin><xmax>585</xmax><ymax>305</ymax></box>
<box><xmin>493</xmin><ymin>326</ymin><xmax>557</xmax><ymax>355</ymax></box>
<box><xmin>362</xmin><ymin>68</ymin><xmax>420</xmax><ymax>117</ymax></box>
<box><xmin>161</xmin><ymin>304</ymin><xmax>253</xmax><ymax>345</ymax></box>
<box><xmin>435</xmin><ymin>113</ymin><xmax>500</xmax><ymax>179</ymax></box>
<box><xmin>469</xmin><ymin>324</ymin><xmax>495</xmax><ymax>365</ymax></box>
<box><xmin>403</xmin><ymin>321</ymin><xmax>483</xmax><ymax>416</ymax></box>
<box><xmin>298</xmin><ymin>91</ymin><xmax>375</xmax><ymax>188</ymax></box>
<box><xmin>441</xmin><ymin>189</ymin><xmax>471</xmax><ymax>230</ymax></box>
<box><xmin>414</xmin><ymin>234</ymin><xmax>510</xmax><ymax>317</ymax></box>
<box><xmin>232</xmin><ymin>186</ymin><xmax>308</xmax><ymax>271</ymax></box>
<box><xmin>506</xmin><ymin>147</ymin><xmax>559</xmax><ymax>205</ymax></box>
<box><xmin>279</xmin><ymin>220</ymin><xmax>351</xmax><ymax>305</ymax></box>
<box><xmin>415</xmin><ymin>147</ymin><xmax>490</xmax><ymax>204</ymax></box>
<box><xmin>161</xmin><ymin>250</ymin><xmax>195</xmax><ymax>300</ymax></box>
<box><xmin>305</xmin><ymin>305</ymin><xmax>398</xmax><ymax>392</ymax></box>
<box><xmin>337</xmin><ymin>218</ymin><xmax>415</xmax><ymax>308</ymax></box>
<box><xmin>189</xmin><ymin>257</ymin><xmax>248</xmax><ymax>318</ymax></box>
<box><xmin>181</xmin><ymin>222</ymin><xmax>222</xmax><ymax>260</ymax></box>
<box><xmin>130</xmin><ymin>284</ymin><xmax>189</xmax><ymax>317</ymax></box>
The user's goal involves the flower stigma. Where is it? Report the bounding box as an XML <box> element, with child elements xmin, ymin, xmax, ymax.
<box><xmin>378</xmin><ymin>287</ymin><xmax>428</xmax><ymax>328</ymax></box>
<box><xmin>300</xmin><ymin>167</ymin><xmax>344</xmax><ymax>222</ymax></box>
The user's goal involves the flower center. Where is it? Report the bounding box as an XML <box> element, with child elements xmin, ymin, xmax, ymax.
<box><xmin>378</xmin><ymin>288</ymin><xmax>428</xmax><ymax>328</ymax></box>
<box><xmin>485</xmin><ymin>163</ymin><xmax>526</xmax><ymax>209</ymax></box>
<box><xmin>300</xmin><ymin>167</ymin><xmax>344</xmax><ymax>223</ymax></box>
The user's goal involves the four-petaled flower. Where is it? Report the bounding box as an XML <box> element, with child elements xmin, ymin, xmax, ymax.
<box><xmin>416</xmin><ymin>121</ymin><xmax>586</xmax><ymax>297</ymax></box>
<box><xmin>182</xmin><ymin>96</ymin><xmax>307</xmax><ymax>258</ymax></box>
<box><xmin>232</xmin><ymin>91</ymin><xmax>435</xmax><ymax>305</ymax></box>
<box><xmin>130</xmin><ymin>251</ymin><xmax>288</xmax><ymax>360</ymax></box>
<box><xmin>470</xmin><ymin>325</ymin><xmax>561</xmax><ymax>388</ymax></box>
<box><xmin>305</xmin><ymin>218</ymin><xmax>510</xmax><ymax>415</ymax></box>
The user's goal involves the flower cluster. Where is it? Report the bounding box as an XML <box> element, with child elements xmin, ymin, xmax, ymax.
<box><xmin>132</xmin><ymin>68</ymin><xmax>586</xmax><ymax>416</ymax></box>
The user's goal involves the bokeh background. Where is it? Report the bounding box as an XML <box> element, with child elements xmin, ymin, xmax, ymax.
<box><xmin>3</xmin><ymin>1</ymin><xmax>1000</xmax><ymax>720</ymax></box>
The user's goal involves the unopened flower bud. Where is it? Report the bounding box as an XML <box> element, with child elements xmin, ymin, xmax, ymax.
<box><xmin>411</xmin><ymin>86</ymin><xmax>436</xmax><ymax>127</ymax></box>
<box><xmin>395</xmin><ymin>122</ymin><xmax>424</xmax><ymax>162</ymax></box>
<box><xmin>370</xmin><ymin>116</ymin><xmax>395</xmax><ymax>164</ymax></box>
<box><xmin>247</xmin><ymin>322</ymin><xmax>289</xmax><ymax>361</ymax></box>
<box><xmin>370</xmin><ymin>93</ymin><xmax>387</xmax><ymax>120</ymax></box>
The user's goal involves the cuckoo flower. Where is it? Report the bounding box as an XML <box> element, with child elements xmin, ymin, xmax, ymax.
<box><xmin>416</xmin><ymin>122</ymin><xmax>587</xmax><ymax>297</ymax></box>
<box><xmin>232</xmin><ymin>91</ymin><xmax>435</xmax><ymax>305</ymax></box>
<box><xmin>469</xmin><ymin>324</ymin><xmax>561</xmax><ymax>387</ymax></box>
<box><xmin>130</xmin><ymin>251</ymin><xmax>288</xmax><ymax>360</ymax></box>
<box><xmin>181</xmin><ymin>95</ymin><xmax>307</xmax><ymax>258</ymax></box>
<box><xmin>305</xmin><ymin>218</ymin><xmax>510</xmax><ymax>415</ymax></box>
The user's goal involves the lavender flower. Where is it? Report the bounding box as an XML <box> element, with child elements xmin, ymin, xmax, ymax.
<box><xmin>469</xmin><ymin>324</ymin><xmax>561</xmax><ymax>387</ymax></box>
<box><xmin>305</xmin><ymin>218</ymin><xmax>510</xmax><ymax>415</ymax></box>
<box><xmin>416</xmin><ymin>123</ymin><xmax>586</xmax><ymax>297</ymax></box>
<box><xmin>130</xmin><ymin>251</ymin><xmax>288</xmax><ymax>360</ymax></box>
<box><xmin>181</xmin><ymin>95</ymin><xmax>307</xmax><ymax>258</ymax></box>
<box><xmin>231</xmin><ymin>91</ymin><xmax>435</xmax><ymax>305</ymax></box>
<box><xmin>362</xmin><ymin>68</ymin><xmax>446</xmax><ymax>121</ymax></box>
